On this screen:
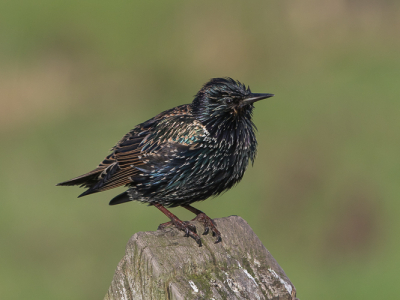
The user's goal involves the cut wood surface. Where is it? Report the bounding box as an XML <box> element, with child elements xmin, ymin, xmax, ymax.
<box><xmin>104</xmin><ymin>215</ymin><xmax>298</xmax><ymax>300</ymax></box>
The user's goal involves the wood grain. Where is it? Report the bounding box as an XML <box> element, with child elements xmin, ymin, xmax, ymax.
<box><xmin>104</xmin><ymin>216</ymin><xmax>298</xmax><ymax>300</ymax></box>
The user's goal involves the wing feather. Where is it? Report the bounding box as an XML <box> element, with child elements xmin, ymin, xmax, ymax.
<box><xmin>58</xmin><ymin>104</ymin><xmax>209</xmax><ymax>197</ymax></box>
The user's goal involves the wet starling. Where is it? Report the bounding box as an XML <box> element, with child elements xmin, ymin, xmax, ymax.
<box><xmin>57</xmin><ymin>78</ymin><xmax>274</xmax><ymax>246</ymax></box>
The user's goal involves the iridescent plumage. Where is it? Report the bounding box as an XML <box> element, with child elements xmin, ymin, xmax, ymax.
<box><xmin>57</xmin><ymin>77</ymin><xmax>274</xmax><ymax>245</ymax></box>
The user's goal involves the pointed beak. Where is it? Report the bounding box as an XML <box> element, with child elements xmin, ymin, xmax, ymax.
<box><xmin>243</xmin><ymin>93</ymin><xmax>274</xmax><ymax>104</ymax></box>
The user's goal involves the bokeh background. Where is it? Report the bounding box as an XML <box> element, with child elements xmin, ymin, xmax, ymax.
<box><xmin>1</xmin><ymin>1</ymin><xmax>400</xmax><ymax>299</ymax></box>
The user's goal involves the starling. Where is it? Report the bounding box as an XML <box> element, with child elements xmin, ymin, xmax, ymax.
<box><xmin>57</xmin><ymin>78</ymin><xmax>274</xmax><ymax>246</ymax></box>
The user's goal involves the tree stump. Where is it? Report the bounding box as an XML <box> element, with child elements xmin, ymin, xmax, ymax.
<box><xmin>104</xmin><ymin>216</ymin><xmax>298</xmax><ymax>300</ymax></box>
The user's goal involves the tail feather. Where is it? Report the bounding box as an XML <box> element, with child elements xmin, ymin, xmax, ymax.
<box><xmin>109</xmin><ymin>191</ymin><xmax>132</xmax><ymax>205</ymax></box>
<box><xmin>56</xmin><ymin>169</ymin><xmax>103</xmax><ymax>187</ymax></box>
<box><xmin>78</xmin><ymin>188</ymin><xmax>100</xmax><ymax>198</ymax></box>
<box><xmin>80</xmin><ymin>163</ymin><xmax>120</xmax><ymax>195</ymax></box>
<box><xmin>63</xmin><ymin>163</ymin><xmax>121</xmax><ymax>198</ymax></box>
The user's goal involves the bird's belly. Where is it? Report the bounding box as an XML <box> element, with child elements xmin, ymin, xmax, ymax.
<box><xmin>134</xmin><ymin>146</ymin><xmax>251</xmax><ymax>207</ymax></box>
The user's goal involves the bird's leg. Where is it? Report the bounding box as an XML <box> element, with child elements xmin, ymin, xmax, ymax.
<box><xmin>154</xmin><ymin>203</ymin><xmax>201</xmax><ymax>246</ymax></box>
<box><xmin>181</xmin><ymin>205</ymin><xmax>222</xmax><ymax>244</ymax></box>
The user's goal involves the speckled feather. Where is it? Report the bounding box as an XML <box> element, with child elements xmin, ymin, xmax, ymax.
<box><xmin>57</xmin><ymin>78</ymin><xmax>272</xmax><ymax>208</ymax></box>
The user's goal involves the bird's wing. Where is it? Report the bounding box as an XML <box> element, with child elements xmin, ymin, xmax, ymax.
<box><xmin>91</xmin><ymin>112</ymin><xmax>207</xmax><ymax>195</ymax></box>
<box><xmin>58</xmin><ymin>104</ymin><xmax>207</xmax><ymax>197</ymax></box>
<box><xmin>57</xmin><ymin>125</ymin><xmax>148</xmax><ymax>196</ymax></box>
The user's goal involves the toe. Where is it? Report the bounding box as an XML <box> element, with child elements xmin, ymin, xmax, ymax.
<box><xmin>158</xmin><ymin>221</ymin><xmax>173</xmax><ymax>230</ymax></box>
<box><xmin>185</xmin><ymin>222</ymin><xmax>197</xmax><ymax>234</ymax></box>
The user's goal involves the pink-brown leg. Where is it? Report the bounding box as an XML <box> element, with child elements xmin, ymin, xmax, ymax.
<box><xmin>154</xmin><ymin>203</ymin><xmax>201</xmax><ymax>246</ymax></box>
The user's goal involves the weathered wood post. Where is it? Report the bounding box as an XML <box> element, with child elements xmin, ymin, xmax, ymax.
<box><xmin>104</xmin><ymin>216</ymin><xmax>298</xmax><ymax>300</ymax></box>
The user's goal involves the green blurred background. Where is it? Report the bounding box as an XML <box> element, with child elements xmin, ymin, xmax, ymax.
<box><xmin>1</xmin><ymin>1</ymin><xmax>400</xmax><ymax>299</ymax></box>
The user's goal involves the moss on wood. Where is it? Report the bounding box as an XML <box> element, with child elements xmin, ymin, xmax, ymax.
<box><xmin>104</xmin><ymin>216</ymin><xmax>298</xmax><ymax>300</ymax></box>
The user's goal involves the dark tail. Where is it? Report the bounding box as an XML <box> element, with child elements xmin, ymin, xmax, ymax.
<box><xmin>57</xmin><ymin>170</ymin><xmax>102</xmax><ymax>187</ymax></box>
<box><xmin>57</xmin><ymin>169</ymin><xmax>104</xmax><ymax>198</ymax></box>
<box><xmin>109</xmin><ymin>191</ymin><xmax>132</xmax><ymax>205</ymax></box>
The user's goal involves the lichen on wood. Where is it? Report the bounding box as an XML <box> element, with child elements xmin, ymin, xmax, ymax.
<box><xmin>104</xmin><ymin>216</ymin><xmax>298</xmax><ymax>300</ymax></box>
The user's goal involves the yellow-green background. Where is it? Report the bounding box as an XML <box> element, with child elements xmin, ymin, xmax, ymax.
<box><xmin>1</xmin><ymin>1</ymin><xmax>399</xmax><ymax>299</ymax></box>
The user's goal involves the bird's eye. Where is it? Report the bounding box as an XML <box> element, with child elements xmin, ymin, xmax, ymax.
<box><xmin>226</xmin><ymin>99</ymin><xmax>233</xmax><ymax>104</ymax></box>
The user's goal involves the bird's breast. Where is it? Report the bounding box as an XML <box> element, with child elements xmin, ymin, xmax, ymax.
<box><xmin>200</xmin><ymin>123</ymin><xmax>257</xmax><ymax>184</ymax></box>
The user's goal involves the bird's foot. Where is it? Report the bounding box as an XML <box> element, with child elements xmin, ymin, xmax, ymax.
<box><xmin>158</xmin><ymin>220</ymin><xmax>201</xmax><ymax>246</ymax></box>
<box><xmin>158</xmin><ymin>220</ymin><xmax>196</xmax><ymax>232</ymax></box>
<box><xmin>192</xmin><ymin>213</ymin><xmax>222</xmax><ymax>244</ymax></box>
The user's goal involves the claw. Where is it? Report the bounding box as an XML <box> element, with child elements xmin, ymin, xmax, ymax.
<box><xmin>203</xmin><ymin>227</ymin><xmax>209</xmax><ymax>235</ymax></box>
<box><xmin>215</xmin><ymin>235</ymin><xmax>222</xmax><ymax>244</ymax></box>
<box><xmin>195</xmin><ymin>237</ymin><xmax>202</xmax><ymax>247</ymax></box>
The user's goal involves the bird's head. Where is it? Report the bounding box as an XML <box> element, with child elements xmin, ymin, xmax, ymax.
<box><xmin>192</xmin><ymin>77</ymin><xmax>274</xmax><ymax>122</ymax></box>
